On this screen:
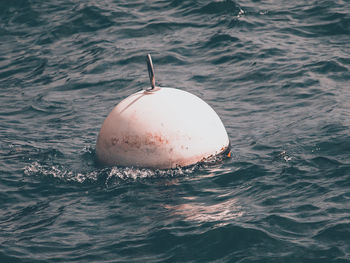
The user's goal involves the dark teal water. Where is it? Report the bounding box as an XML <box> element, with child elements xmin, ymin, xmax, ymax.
<box><xmin>1</xmin><ymin>0</ymin><xmax>350</xmax><ymax>262</ymax></box>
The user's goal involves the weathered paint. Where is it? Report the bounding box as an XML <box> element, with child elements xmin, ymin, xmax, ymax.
<box><xmin>96</xmin><ymin>87</ymin><xmax>230</xmax><ymax>169</ymax></box>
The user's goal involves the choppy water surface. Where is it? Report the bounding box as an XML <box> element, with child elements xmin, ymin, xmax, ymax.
<box><xmin>1</xmin><ymin>0</ymin><xmax>350</xmax><ymax>262</ymax></box>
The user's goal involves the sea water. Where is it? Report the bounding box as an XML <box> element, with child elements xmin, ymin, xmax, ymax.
<box><xmin>1</xmin><ymin>0</ymin><xmax>350</xmax><ymax>262</ymax></box>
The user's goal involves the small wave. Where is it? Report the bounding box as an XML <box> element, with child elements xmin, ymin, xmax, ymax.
<box><xmin>23</xmin><ymin>160</ymin><xmax>200</xmax><ymax>187</ymax></box>
<box><xmin>0</xmin><ymin>55</ymin><xmax>47</xmax><ymax>83</ymax></box>
<box><xmin>50</xmin><ymin>5</ymin><xmax>114</xmax><ymax>40</ymax></box>
<box><xmin>22</xmin><ymin>145</ymin><xmax>231</xmax><ymax>187</ymax></box>
<box><xmin>314</xmin><ymin>222</ymin><xmax>350</xmax><ymax>256</ymax></box>
<box><xmin>23</xmin><ymin>161</ymin><xmax>95</xmax><ymax>183</ymax></box>
<box><xmin>186</xmin><ymin>0</ymin><xmax>242</xmax><ymax>16</ymax></box>
<box><xmin>202</xmin><ymin>32</ymin><xmax>240</xmax><ymax>53</ymax></box>
<box><xmin>1</xmin><ymin>144</ymin><xmax>64</xmax><ymax>162</ymax></box>
<box><xmin>30</xmin><ymin>94</ymin><xmax>73</xmax><ymax>115</ymax></box>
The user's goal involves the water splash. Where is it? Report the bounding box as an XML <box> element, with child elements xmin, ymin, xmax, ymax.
<box><xmin>23</xmin><ymin>161</ymin><xmax>99</xmax><ymax>183</ymax></box>
<box><xmin>23</xmin><ymin>160</ymin><xmax>201</xmax><ymax>187</ymax></box>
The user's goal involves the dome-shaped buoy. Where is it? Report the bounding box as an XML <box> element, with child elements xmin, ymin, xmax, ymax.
<box><xmin>96</xmin><ymin>54</ymin><xmax>230</xmax><ymax>169</ymax></box>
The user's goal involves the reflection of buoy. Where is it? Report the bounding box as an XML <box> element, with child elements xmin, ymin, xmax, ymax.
<box><xmin>96</xmin><ymin>54</ymin><xmax>230</xmax><ymax>169</ymax></box>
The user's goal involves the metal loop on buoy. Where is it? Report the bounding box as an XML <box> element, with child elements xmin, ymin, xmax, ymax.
<box><xmin>145</xmin><ymin>54</ymin><xmax>156</xmax><ymax>91</ymax></box>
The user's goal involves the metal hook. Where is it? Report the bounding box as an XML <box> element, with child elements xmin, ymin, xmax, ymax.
<box><xmin>146</xmin><ymin>54</ymin><xmax>156</xmax><ymax>91</ymax></box>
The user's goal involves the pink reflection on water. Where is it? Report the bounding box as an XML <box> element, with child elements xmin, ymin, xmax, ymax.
<box><xmin>165</xmin><ymin>197</ymin><xmax>243</xmax><ymax>226</ymax></box>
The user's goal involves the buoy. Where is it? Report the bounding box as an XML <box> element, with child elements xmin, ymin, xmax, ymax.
<box><xmin>96</xmin><ymin>54</ymin><xmax>230</xmax><ymax>169</ymax></box>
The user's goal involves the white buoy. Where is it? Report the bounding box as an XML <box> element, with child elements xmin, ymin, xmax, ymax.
<box><xmin>96</xmin><ymin>54</ymin><xmax>230</xmax><ymax>169</ymax></box>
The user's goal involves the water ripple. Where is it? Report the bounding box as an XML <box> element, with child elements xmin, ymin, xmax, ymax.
<box><xmin>1</xmin><ymin>0</ymin><xmax>350</xmax><ymax>262</ymax></box>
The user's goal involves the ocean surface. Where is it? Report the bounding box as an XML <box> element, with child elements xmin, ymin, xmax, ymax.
<box><xmin>1</xmin><ymin>0</ymin><xmax>350</xmax><ymax>262</ymax></box>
